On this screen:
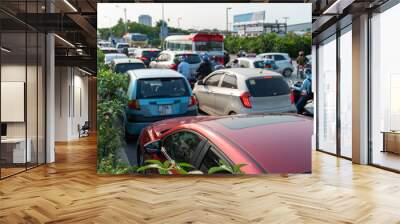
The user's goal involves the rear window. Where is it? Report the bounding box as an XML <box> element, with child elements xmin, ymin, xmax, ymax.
<box><xmin>175</xmin><ymin>54</ymin><xmax>201</xmax><ymax>64</ymax></box>
<box><xmin>115</xmin><ymin>63</ymin><xmax>145</xmax><ymax>74</ymax></box>
<box><xmin>274</xmin><ymin>55</ymin><xmax>287</xmax><ymax>61</ymax></box>
<box><xmin>137</xmin><ymin>78</ymin><xmax>190</xmax><ymax>99</ymax></box>
<box><xmin>117</xmin><ymin>44</ymin><xmax>129</xmax><ymax>48</ymax></box>
<box><xmin>246</xmin><ymin>77</ymin><xmax>290</xmax><ymax>97</ymax></box>
<box><xmin>142</xmin><ymin>50</ymin><xmax>161</xmax><ymax>59</ymax></box>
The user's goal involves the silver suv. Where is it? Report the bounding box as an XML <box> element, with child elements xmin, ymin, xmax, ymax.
<box><xmin>256</xmin><ymin>53</ymin><xmax>294</xmax><ymax>77</ymax></box>
<box><xmin>193</xmin><ymin>68</ymin><xmax>295</xmax><ymax>115</ymax></box>
<box><xmin>149</xmin><ymin>51</ymin><xmax>201</xmax><ymax>78</ymax></box>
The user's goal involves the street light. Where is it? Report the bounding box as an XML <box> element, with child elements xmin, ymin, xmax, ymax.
<box><xmin>115</xmin><ymin>4</ymin><xmax>127</xmax><ymax>34</ymax></box>
<box><xmin>226</xmin><ymin>7</ymin><xmax>232</xmax><ymax>34</ymax></box>
<box><xmin>178</xmin><ymin>17</ymin><xmax>182</xmax><ymax>29</ymax></box>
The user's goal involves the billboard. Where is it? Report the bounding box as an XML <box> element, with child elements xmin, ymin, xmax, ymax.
<box><xmin>233</xmin><ymin>11</ymin><xmax>265</xmax><ymax>24</ymax></box>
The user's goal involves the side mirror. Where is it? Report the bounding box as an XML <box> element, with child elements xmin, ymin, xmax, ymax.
<box><xmin>143</xmin><ymin>140</ymin><xmax>161</xmax><ymax>154</ymax></box>
<box><xmin>197</xmin><ymin>80</ymin><xmax>204</xmax><ymax>85</ymax></box>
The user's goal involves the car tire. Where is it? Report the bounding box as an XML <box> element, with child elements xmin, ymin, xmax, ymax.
<box><xmin>136</xmin><ymin>144</ymin><xmax>143</xmax><ymax>166</ymax></box>
<box><xmin>125</xmin><ymin>128</ymin><xmax>137</xmax><ymax>142</ymax></box>
<box><xmin>282</xmin><ymin>68</ymin><xmax>292</xmax><ymax>77</ymax></box>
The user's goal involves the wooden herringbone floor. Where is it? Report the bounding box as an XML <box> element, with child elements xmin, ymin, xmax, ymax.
<box><xmin>1</xmin><ymin>135</ymin><xmax>400</xmax><ymax>224</ymax></box>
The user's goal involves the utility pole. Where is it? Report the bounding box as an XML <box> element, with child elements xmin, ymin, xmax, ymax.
<box><xmin>226</xmin><ymin>7</ymin><xmax>231</xmax><ymax>34</ymax></box>
<box><xmin>161</xmin><ymin>3</ymin><xmax>165</xmax><ymax>50</ymax></box>
<box><xmin>115</xmin><ymin>5</ymin><xmax>128</xmax><ymax>34</ymax></box>
<box><xmin>124</xmin><ymin>8</ymin><xmax>127</xmax><ymax>34</ymax></box>
<box><xmin>178</xmin><ymin>17</ymin><xmax>182</xmax><ymax>29</ymax></box>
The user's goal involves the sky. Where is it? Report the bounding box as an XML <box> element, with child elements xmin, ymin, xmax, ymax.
<box><xmin>97</xmin><ymin>3</ymin><xmax>311</xmax><ymax>30</ymax></box>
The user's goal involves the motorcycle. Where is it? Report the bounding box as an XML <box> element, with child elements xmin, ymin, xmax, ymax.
<box><xmin>289</xmin><ymin>80</ymin><xmax>314</xmax><ymax>117</ymax></box>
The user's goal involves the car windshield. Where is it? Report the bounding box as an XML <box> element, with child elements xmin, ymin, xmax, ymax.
<box><xmin>142</xmin><ymin>50</ymin><xmax>161</xmax><ymax>59</ymax></box>
<box><xmin>137</xmin><ymin>78</ymin><xmax>190</xmax><ymax>99</ymax></box>
<box><xmin>175</xmin><ymin>54</ymin><xmax>201</xmax><ymax>64</ymax></box>
<box><xmin>194</xmin><ymin>41</ymin><xmax>223</xmax><ymax>51</ymax></box>
<box><xmin>246</xmin><ymin>77</ymin><xmax>290</xmax><ymax>97</ymax></box>
<box><xmin>253</xmin><ymin>61</ymin><xmax>265</xmax><ymax>68</ymax></box>
<box><xmin>115</xmin><ymin>63</ymin><xmax>145</xmax><ymax>73</ymax></box>
<box><xmin>117</xmin><ymin>44</ymin><xmax>129</xmax><ymax>48</ymax></box>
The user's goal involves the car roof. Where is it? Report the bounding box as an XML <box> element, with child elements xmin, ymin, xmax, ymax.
<box><xmin>104</xmin><ymin>53</ymin><xmax>126</xmax><ymax>57</ymax></box>
<box><xmin>112</xmin><ymin>58</ymin><xmax>144</xmax><ymax>64</ymax></box>
<box><xmin>217</xmin><ymin>68</ymin><xmax>282</xmax><ymax>79</ymax></box>
<box><xmin>259</xmin><ymin>52</ymin><xmax>288</xmax><ymax>55</ymax></box>
<box><xmin>127</xmin><ymin>69</ymin><xmax>185</xmax><ymax>80</ymax></box>
<box><xmin>136</xmin><ymin>48</ymin><xmax>161</xmax><ymax>51</ymax></box>
<box><xmin>161</xmin><ymin>50</ymin><xmax>199</xmax><ymax>55</ymax></box>
<box><xmin>199</xmin><ymin>114</ymin><xmax>312</xmax><ymax>173</ymax></box>
<box><xmin>237</xmin><ymin>57</ymin><xmax>264</xmax><ymax>62</ymax></box>
<box><xmin>153</xmin><ymin>113</ymin><xmax>312</xmax><ymax>173</ymax></box>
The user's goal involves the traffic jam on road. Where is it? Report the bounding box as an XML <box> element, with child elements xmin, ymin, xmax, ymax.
<box><xmin>98</xmin><ymin>32</ymin><xmax>313</xmax><ymax>174</ymax></box>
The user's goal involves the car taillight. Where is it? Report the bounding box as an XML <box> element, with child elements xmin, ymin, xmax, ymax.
<box><xmin>169</xmin><ymin>64</ymin><xmax>177</xmax><ymax>70</ymax></box>
<box><xmin>240</xmin><ymin>92</ymin><xmax>252</xmax><ymax>108</ymax></box>
<box><xmin>140</xmin><ymin>56</ymin><xmax>148</xmax><ymax>61</ymax></box>
<box><xmin>290</xmin><ymin>90</ymin><xmax>295</xmax><ymax>104</ymax></box>
<box><xmin>188</xmin><ymin>95</ymin><xmax>197</xmax><ymax>107</ymax></box>
<box><xmin>128</xmin><ymin>100</ymin><xmax>140</xmax><ymax>110</ymax></box>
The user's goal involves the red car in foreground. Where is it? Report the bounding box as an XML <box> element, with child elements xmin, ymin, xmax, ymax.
<box><xmin>137</xmin><ymin>113</ymin><xmax>312</xmax><ymax>174</ymax></box>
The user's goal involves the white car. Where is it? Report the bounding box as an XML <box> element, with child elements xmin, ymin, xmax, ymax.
<box><xmin>235</xmin><ymin>57</ymin><xmax>269</xmax><ymax>69</ymax></box>
<box><xmin>104</xmin><ymin>53</ymin><xmax>127</xmax><ymax>65</ymax></box>
<box><xmin>149</xmin><ymin>50</ymin><xmax>201</xmax><ymax>78</ymax></box>
<box><xmin>115</xmin><ymin>43</ymin><xmax>130</xmax><ymax>53</ymax></box>
<box><xmin>110</xmin><ymin>58</ymin><xmax>145</xmax><ymax>74</ymax></box>
<box><xmin>193</xmin><ymin>68</ymin><xmax>295</xmax><ymax>115</ymax></box>
<box><xmin>256</xmin><ymin>52</ymin><xmax>294</xmax><ymax>77</ymax></box>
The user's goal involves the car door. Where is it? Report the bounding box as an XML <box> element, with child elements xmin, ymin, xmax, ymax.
<box><xmin>196</xmin><ymin>73</ymin><xmax>223</xmax><ymax>115</ymax></box>
<box><xmin>213</xmin><ymin>73</ymin><xmax>239</xmax><ymax>115</ymax></box>
<box><xmin>195</xmin><ymin>144</ymin><xmax>233</xmax><ymax>174</ymax></box>
<box><xmin>273</xmin><ymin>54</ymin><xmax>287</xmax><ymax>71</ymax></box>
<box><xmin>161</xmin><ymin>130</ymin><xmax>206</xmax><ymax>171</ymax></box>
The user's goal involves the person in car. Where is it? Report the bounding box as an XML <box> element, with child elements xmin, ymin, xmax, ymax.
<box><xmin>177</xmin><ymin>55</ymin><xmax>190</xmax><ymax>80</ymax></box>
<box><xmin>196</xmin><ymin>54</ymin><xmax>213</xmax><ymax>80</ymax></box>
<box><xmin>293</xmin><ymin>68</ymin><xmax>313</xmax><ymax>115</ymax></box>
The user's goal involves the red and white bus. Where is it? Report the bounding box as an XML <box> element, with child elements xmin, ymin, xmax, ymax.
<box><xmin>164</xmin><ymin>33</ymin><xmax>224</xmax><ymax>64</ymax></box>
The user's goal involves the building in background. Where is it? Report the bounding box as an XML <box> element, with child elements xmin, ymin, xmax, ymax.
<box><xmin>138</xmin><ymin>15</ymin><xmax>152</xmax><ymax>26</ymax></box>
<box><xmin>233</xmin><ymin>11</ymin><xmax>287</xmax><ymax>37</ymax></box>
<box><xmin>287</xmin><ymin>22</ymin><xmax>312</xmax><ymax>35</ymax></box>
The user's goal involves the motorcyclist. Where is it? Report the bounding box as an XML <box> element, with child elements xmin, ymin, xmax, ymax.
<box><xmin>196</xmin><ymin>54</ymin><xmax>213</xmax><ymax>80</ymax></box>
<box><xmin>296</xmin><ymin>51</ymin><xmax>306</xmax><ymax>79</ymax></box>
<box><xmin>293</xmin><ymin>68</ymin><xmax>312</xmax><ymax>115</ymax></box>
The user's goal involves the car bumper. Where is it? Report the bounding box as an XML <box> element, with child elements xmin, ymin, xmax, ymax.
<box><xmin>238</xmin><ymin>105</ymin><xmax>296</xmax><ymax>114</ymax></box>
<box><xmin>125</xmin><ymin>110</ymin><xmax>198</xmax><ymax>135</ymax></box>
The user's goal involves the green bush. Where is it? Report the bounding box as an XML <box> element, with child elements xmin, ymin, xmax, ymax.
<box><xmin>224</xmin><ymin>32</ymin><xmax>311</xmax><ymax>58</ymax></box>
<box><xmin>97</xmin><ymin>52</ymin><xmax>131</xmax><ymax>173</ymax></box>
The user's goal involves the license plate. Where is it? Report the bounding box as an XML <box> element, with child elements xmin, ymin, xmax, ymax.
<box><xmin>158</xmin><ymin>105</ymin><xmax>172</xmax><ymax>115</ymax></box>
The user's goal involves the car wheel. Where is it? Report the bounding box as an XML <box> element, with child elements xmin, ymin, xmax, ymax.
<box><xmin>125</xmin><ymin>127</ymin><xmax>137</xmax><ymax>142</ymax></box>
<box><xmin>136</xmin><ymin>144</ymin><xmax>143</xmax><ymax>166</ymax></box>
<box><xmin>282</xmin><ymin>68</ymin><xmax>292</xmax><ymax>77</ymax></box>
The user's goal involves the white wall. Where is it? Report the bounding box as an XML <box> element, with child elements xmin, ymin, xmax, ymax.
<box><xmin>54</xmin><ymin>67</ymin><xmax>89</xmax><ymax>141</ymax></box>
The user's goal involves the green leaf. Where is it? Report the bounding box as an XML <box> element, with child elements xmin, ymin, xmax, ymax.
<box><xmin>208</xmin><ymin>166</ymin><xmax>232</xmax><ymax>174</ymax></box>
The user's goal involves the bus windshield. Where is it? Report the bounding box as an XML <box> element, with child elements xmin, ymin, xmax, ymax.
<box><xmin>194</xmin><ymin>41</ymin><xmax>223</xmax><ymax>51</ymax></box>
